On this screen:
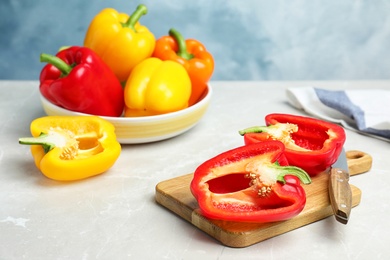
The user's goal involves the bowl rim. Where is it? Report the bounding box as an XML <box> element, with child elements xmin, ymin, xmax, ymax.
<box><xmin>40</xmin><ymin>84</ymin><xmax>212</xmax><ymax>123</ymax></box>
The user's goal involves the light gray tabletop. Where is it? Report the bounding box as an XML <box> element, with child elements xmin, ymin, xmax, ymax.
<box><xmin>1</xmin><ymin>80</ymin><xmax>389</xmax><ymax>259</ymax></box>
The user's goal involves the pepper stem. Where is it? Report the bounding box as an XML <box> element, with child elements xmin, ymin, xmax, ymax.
<box><xmin>40</xmin><ymin>53</ymin><xmax>72</xmax><ymax>76</ymax></box>
<box><xmin>19</xmin><ymin>133</ymin><xmax>55</xmax><ymax>153</ymax></box>
<box><xmin>123</xmin><ymin>4</ymin><xmax>148</xmax><ymax>31</ymax></box>
<box><xmin>238</xmin><ymin>126</ymin><xmax>269</xmax><ymax>136</ymax></box>
<box><xmin>169</xmin><ymin>28</ymin><xmax>194</xmax><ymax>60</ymax></box>
<box><xmin>271</xmin><ymin>163</ymin><xmax>312</xmax><ymax>185</ymax></box>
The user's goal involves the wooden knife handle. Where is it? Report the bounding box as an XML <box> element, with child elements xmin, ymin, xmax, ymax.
<box><xmin>346</xmin><ymin>150</ymin><xmax>373</xmax><ymax>176</ymax></box>
<box><xmin>329</xmin><ymin>168</ymin><xmax>352</xmax><ymax>224</ymax></box>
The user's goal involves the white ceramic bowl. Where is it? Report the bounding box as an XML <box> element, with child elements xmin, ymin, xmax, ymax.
<box><xmin>40</xmin><ymin>85</ymin><xmax>212</xmax><ymax>144</ymax></box>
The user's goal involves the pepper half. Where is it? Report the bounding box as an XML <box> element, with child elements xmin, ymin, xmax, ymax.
<box><xmin>190</xmin><ymin>141</ymin><xmax>311</xmax><ymax>223</ymax></box>
<box><xmin>239</xmin><ymin>113</ymin><xmax>346</xmax><ymax>176</ymax></box>
<box><xmin>19</xmin><ymin>116</ymin><xmax>121</xmax><ymax>181</ymax></box>
<box><xmin>152</xmin><ymin>28</ymin><xmax>214</xmax><ymax>106</ymax></box>
<box><xmin>84</xmin><ymin>4</ymin><xmax>155</xmax><ymax>82</ymax></box>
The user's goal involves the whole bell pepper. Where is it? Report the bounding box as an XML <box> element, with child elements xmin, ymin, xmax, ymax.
<box><xmin>152</xmin><ymin>28</ymin><xmax>214</xmax><ymax>106</ymax></box>
<box><xmin>190</xmin><ymin>141</ymin><xmax>311</xmax><ymax>223</ymax></box>
<box><xmin>39</xmin><ymin>46</ymin><xmax>124</xmax><ymax>117</ymax></box>
<box><xmin>84</xmin><ymin>4</ymin><xmax>155</xmax><ymax>82</ymax></box>
<box><xmin>124</xmin><ymin>57</ymin><xmax>191</xmax><ymax>116</ymax></box>
<box><xmin>19</xmin><ymin>116</ymin><xmax>121</xmax><ymax>181</ymax></box>
<box><xmin>239</xmin><ymin>113</ymin><xmax>346</xmax><ymax>176</ymax></box>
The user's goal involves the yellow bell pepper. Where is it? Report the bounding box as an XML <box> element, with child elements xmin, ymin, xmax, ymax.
<box><xmin>19</xmin><ymin>116</ymin><xmax>121</xmax><ymax>181</ymax></box>
<box><xmin>124</xmin><ymin>57</ymin><xmax>191</xmax><ymax>117</ymax></box>
<box><xmin>84</xmin><ymin>4</ymin><xmax>155</xmax><ymax>82</ymax></box>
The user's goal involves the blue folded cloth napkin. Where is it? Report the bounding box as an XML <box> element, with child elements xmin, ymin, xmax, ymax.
<box><xmin>286</xmin><ymin>87</ymin><xmax>390</xmax><ymax>142</ymax></box>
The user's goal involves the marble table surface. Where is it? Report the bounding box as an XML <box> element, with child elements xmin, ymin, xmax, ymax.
<box><xmin>1</xmin><ymin>80</ymin><xmax>389</xmax><ymax>259</ymax></box>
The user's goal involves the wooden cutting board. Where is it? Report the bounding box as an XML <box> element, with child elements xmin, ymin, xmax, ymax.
<box><xmin>155</xmin><ymin>150</ymin><xmax>372</xmax><ymax>248</ymax></box>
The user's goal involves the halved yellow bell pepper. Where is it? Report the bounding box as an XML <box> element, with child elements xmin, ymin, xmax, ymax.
<box><xmin>124</xmin><ymin>57</ymin><xmax>191</xmax><ymax>117</ymax></box>
<box><xmin>84</xmin><ymin>4</ymin><xmax>155</xmax><ymax>82</ymax></box>
<box><xmin>19</xmin><ymin>116</ymin><xmax>121</xmax><ymax>181</ymax></box>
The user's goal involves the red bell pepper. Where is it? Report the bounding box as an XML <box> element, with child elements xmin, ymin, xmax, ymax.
<box><xmin>39</xmin><ymin>46</ymin><xmax>125</xmax><ymax>117</ymax></box>
<box><xmin>152</xmin><ymin>28</ymin><xmax>214</xmax><ymax>106</ymax></box>
<box><xmin>190</xmin><ymin>141</ymin><xmax>311</xmax><ymax>223</ymax></box>
<box><xmin>239</xmin><ymin>113</ymin><xmax>346</xmax><ymax>176</ymax></box>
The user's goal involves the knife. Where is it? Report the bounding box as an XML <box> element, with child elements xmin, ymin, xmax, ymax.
<box><xmin>328</xmin><ymin>148</ymin><xmax>352</xmax><ymax>224</ymax></box>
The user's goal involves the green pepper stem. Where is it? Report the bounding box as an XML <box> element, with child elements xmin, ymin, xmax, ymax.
<box><xmin>123</xmin><ymin>4</ymin><xmax>148</xmax><ymax>30</ymax></box>
<box><xmin>169</xmin><ymin>28</ymin><xmax>194</xmax><ymax>60</ymax></box>
<box><xmin>271</xmin><ymin>163</ymin><xmax>312</xmax><ymax>185</ymax></box>
<box><xmin>238</xmin><ymin>126</ymin><xmax>269</xmax><ymax>136</ymax></box>
<box><xmin>19</xmin><ymin>133</ymin><xmax>55</xmax><ymax>154</ymax></box>
<box><xmin>40</xmin><ymin>53</ymin><xmax>72</xmax><ymax>76</ymax></box>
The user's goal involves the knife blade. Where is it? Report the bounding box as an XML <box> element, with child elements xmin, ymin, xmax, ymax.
<box><xmin>328</xmin><ymin>148</ymin><xmax>352</xmax><ymax>224</ymax></box>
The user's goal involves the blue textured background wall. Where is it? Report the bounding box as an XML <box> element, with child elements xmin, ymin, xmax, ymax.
<box><xmin>1</xmin><ymin>0</ymin><xmax>390</xmax><ymax>81</ymax></box>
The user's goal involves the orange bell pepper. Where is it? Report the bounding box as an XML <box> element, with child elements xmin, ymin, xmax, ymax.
<box><xmin>84</xmin><ymin>4</ymin><xmax>155</xmax><ymax>82</ymax></box>
<box><xmin>152</xmin><ymin>28</ymin><xmax>214</xmax><ymax>106</ymax></box>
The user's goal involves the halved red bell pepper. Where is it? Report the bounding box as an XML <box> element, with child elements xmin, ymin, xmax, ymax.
<box><xmin>239</xmin><ymin>113</ymin><xmax>346</xmax><ymax>176</ymax></box>
<box><xmin>190</xmin><ymin>141</ymin><xmax>311</xmax><ymax>223</ymax></box>
<box><xmin>39</xmin><ymin>46</ymin><xmax>125</xmax><ymax>117</ymax></box>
